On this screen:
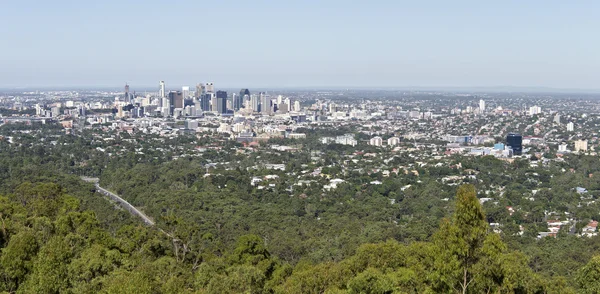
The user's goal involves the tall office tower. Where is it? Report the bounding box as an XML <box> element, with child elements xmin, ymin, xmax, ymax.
<box><xmin>216</xmin><ymin>91</ymin><xmax>228</xmax><ymax>114</ymax></box>
<box><xmin>277</xmin><ymin>95</ymin><xmax>283</xmax><ymax>106</ymax></box>
<box><xmin>479</xmin><ymin>99</ymin><xmax>485</xmax><ymax>113</ymax></box>
<box><xmin>506</xmin><ymin>133</ymin><xmax>523</xmax><ymax>155</ymax></box>
<box><xmin>251</xmin><ymin>94</ymin><xmax>260</xmax><ymax>112</ymax></box>
<box><xmin>159</xmin><ymin>81</ymin><xmax>166</xmax><ymax>98</ymax></box>
<box><xmin>124</xmin><ymin>84</ymin><xmax>131</xmax><ymax>103</ymax></box>
<box><xmin>237</xmin><ymin>89</ymin><xmax>250</xmax><ymax>110</ymax></box>
<box><xmin>278</xmin><ymin>103</ymin><xmax>289</xmax><ymax>114</ymax></box>
<box><xmin>294</xmin><ymin>101</ymin><xmax>301</xmax><ymax>112</ymax></box>
<box><xmin>182</xmin><ymin>86</ymin><xmax>190</xmax><ymax>99</ymax></box>
<box><xmin>567</xmin><ymin>122</ymin><xmax>574</xmax><ymax>132</ymax></box>
<box><xmin>329</xmin><ymin>102</ymin><xmax>336</xmax><ymax>113</ymax></box>
<box><xmin>239</xmin><ymin>89</ymin><xmax>250</xmax><ymax>99</ymax></box>
<box><xmin>193</xmin><ymin>98</ymin><xmax>201</xmax><ymax>114</ymax></box>
<box><xmin>200</xmin><ymin>93</ymin><xmax>212</xmax><ymax>111</ymax></box>
<box><xmin>259</xmin><ymin>92</ymin><xmax>270</xmax><ymax>114</ymax></box>
<box><xmin>211</xmin><ymin>94</ymin><xmax>218</xmax><ymax>112</ymax></box>
<box><xmin>195</xmin><ymin>83</ymin><xmax>205</xmax><ymax>99</ymax></box>
<box><xmin>162</xmin><ymin>98</ymin><xmax>170</xmax><ymax>116</ymax></box>
<box><xmin>554</xmin><ymin>114</ymin><xmax>561</xmax><ymax>124</ymax></box>
<box><xmin>168</xmin><ymin>91</ymin><xmax>184</xmax><ymax>114</ymax></box>
<box><xmin>206</xmin><ymin>82</ymin><xmax>215</xmax><ymax>93</ymax></box>
<box><xmin>284</xmin><ymin>97</ymin><xmax>291</xmax><ymax>111</ymax></box>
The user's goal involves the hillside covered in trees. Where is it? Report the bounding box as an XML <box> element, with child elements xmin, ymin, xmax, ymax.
<box><xmin>3</xmin><ymin>181</ymin><xmax>598</xmax><ymax>293</ymax></box>
<box><xmin>3</xmin><ymin>123</ymin><xmax>600</xmax><ymax>292</ymax></box>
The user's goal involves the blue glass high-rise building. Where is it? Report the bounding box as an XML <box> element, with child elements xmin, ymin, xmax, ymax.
<box><xmin>236</xmin><ymin>89</ymin><xmax>250</xmax><ymax>110</ymax></box>
<box><xmin>200</xmin><ymin>93</ymin><xmax>211</xmax><ymax>111</ymax></box>
<box><xmin>506</xmin><ymin>133</ymin><xmax>523</xmax><ymax>155</ymax></box>
<box><xmin>216</xmin><ymin>91</ymin><xmax>228</xmax><ymax>114</ymax></box>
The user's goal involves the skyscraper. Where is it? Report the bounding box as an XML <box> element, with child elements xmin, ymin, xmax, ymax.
<box><xmin>506</xmin><ymin>133</ymin><xmax>523</xmax><ymax>155</ymax></box>
<box><xmin>168</xmin><ymin>91</ymin><xmax>183</xmax><ymax>115</ymax></box>
<box><xmin>479</xmin><ymin>99</ymin><xmax>485</xmax><ymax>113</ymax></box>
<box><xmin>162</xmin><ymin>98</ymin><xmax>170</xmax><ymax>115</ymax></box>
<box><xmin>200</xmin><ymin>93</ymin><xmax>212</xmax><ymax>111</ymax></box>
<box><xmin>259</xmin><ymin>92</ymin><xmax>270</xmax><ymax>114</ymax></box>
<box><xmin>216</xmin><ymin>91</ymin><xmax>228</xmax><ymax>114</ymax></box>
<box><xmin>237</xmin><ymin>89</ymin><xmax>250</xmax><ymax>111</ymax></box>
<box><xmin>206</xmin><ymin>82</ymin><xmax>215</xmax><ymax>93</ymax></box>
<box><xmin>182</xmin><ymin>86</ymin><xmax>190</xmax><ymax>99</ymax></box>
<box><xmin>195</xmin><ymin>83</ymin><xmax>205</xmax><ymax>99</ymax></box>
<box><xmin>124</xmin><ymin>84</ymin><xmax>131</xmax><ymax>103</ymax></box>
<box><xmin>159</xmin><ymin>81</ymin><xmax>166</xmax><ymax>98</ymax></box>
<box><xmin>251</xmin><ymin>94</ymin><xmax>260</xmax><ymax>112</ymax></box>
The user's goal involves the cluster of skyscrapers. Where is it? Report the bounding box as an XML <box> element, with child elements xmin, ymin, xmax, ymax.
<box><xmin>121</xmin><ymin>81</ymin><xmax>299</xmax><ymax>118</ymax></box>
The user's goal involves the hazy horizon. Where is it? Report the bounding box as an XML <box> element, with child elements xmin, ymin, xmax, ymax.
<box><xmin>4</xmin><ymin>85</ymin><xmax>600</xmax><ymax>95</ymax></box>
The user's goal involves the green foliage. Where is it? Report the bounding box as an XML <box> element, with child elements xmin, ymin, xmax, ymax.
<box><xmin>577</xmin><ymin>255</ymin><xmax>600</xmax><ymax>294</ymax></box>
<box><xmin>0</xmin><ymin>121</ymin><xmax>598</xmax><ymax>293</ymax></box>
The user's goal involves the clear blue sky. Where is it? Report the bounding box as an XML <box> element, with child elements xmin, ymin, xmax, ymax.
<box><xmin>1</xmin><ymin>0</ymin><xmax>598</xmax><ymax>89</ymax></box>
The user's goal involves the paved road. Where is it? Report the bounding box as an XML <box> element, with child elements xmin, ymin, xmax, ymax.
<box><xmin>94</xmin><ymin>184</ymin><xmax>155</xmax><ymax>226</ymax></box>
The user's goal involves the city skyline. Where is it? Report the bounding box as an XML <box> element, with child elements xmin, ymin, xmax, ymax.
<box><xmin>2</xmin><ymin>1</ymin><xmax>599</xmax><ymax>89</ymax></box>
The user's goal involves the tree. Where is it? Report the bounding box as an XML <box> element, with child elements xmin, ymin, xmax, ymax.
<box><xmin>0</xmin><ymin>229</ymin><xmax>38</xmax><ymax>291</ymax></box>
<box><xmin>347</xmin><ymin>267</ymin><xmax>395</xmax><ymax>294</ymax></box>
<box><xmin>431</xmin><ymin>184</ymin><xmax>488</xmax><ymax>294</ymax></box>
<box><xmin>577</xmin><ymin>255</ymin><xmax>600</xmax><ymax>294</ymax></box>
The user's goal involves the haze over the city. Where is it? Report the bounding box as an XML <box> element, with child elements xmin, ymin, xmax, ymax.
<box><xmin>1</xmin><ymin>0</ymin><xmax>599</xmax><ymax>89</ymax></box>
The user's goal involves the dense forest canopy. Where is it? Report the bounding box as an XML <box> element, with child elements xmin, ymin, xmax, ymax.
<box><xmin>1</xmin><ymin>122</ymin><xmax>600</xmax><ymax>292</ymax></box>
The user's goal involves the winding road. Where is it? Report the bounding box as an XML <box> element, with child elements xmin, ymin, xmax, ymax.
<box><xmin>82</xmin><ymin>177</ymin><xmax>155</xmax><ymax>226</ymax></box>
<box><xmin>95</xmin><ymin>184</ymin><xmax>155</xmax><ymax>226</ymax></box>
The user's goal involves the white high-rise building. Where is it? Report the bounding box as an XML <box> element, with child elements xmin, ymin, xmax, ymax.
<box><xmin>260</xmin><ymin>93</ymin><xmax>270</xmax><ymax>114</ymax></box>
<box><xmin>162</xmin><ymin>98</ymin><xmax>170</xmax><ymax>115</ymax></box>
<box><xmin>294</xmin><ymin>101</ymin><xmax>301</xmax><ymax>112</ymax></box>
<box><xmin>251</xmin><ymin>95</ymin><xmax>260</xmax><ymax>112</ymax></box>
<box><xmin>387</xmin><ymin>137</ymin><xmax>400</xmax><ymax>146</ymax></box>
<box><xmin>529</xmin><ymin>106</ymin><xmax>542</xmax><ymax>116</ymax></box>
<box><xmin>141</xmin><ymin>96</ymin><xmax>150</xmax><ymax>107</ymax></box>
<box><xmin>284</xmin><ymin>98</ymin><xmax>292</xmax><ymax>111</ymax></box>
<box><xmin>159</xmin><ymin>81</ymin><xmax>166</xmax><ymax>98</ymax></box>
<box><xmin>479</xmin><ymin>99</ymin><xmax>485</xmax><ymax>113</ymax></box>
<box><xmin>206</xmin><ymin>83</ymin><xmax>215</xmax><ymax>93</ymax></box>
<box><xmin>182</xmin><ymin>86</ymin><xmax>190</xmax><ymax>99</ymax></box>
<box><xmin>35</xmin><ymin>104</ymin><xmax>42</xmax><ymax>116</ymax></box>
<box><xmin>575</xmin><ymin>140</ymin><xmax>588</xmax><ymax>152</ymax></box>
<box><xmin>554</xmin><ymin>114</ymin><xmax>561</xmax><ymax>124</ymax></box>
<box><xmin>567</xmin><ymin>122</ymin><xmax>574</xmax><ymax>132</ymax></box>
<box><xmin>369</xmin><ymin>136</ymin><xmax>383</xmax><ymax>146</ymax></box>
